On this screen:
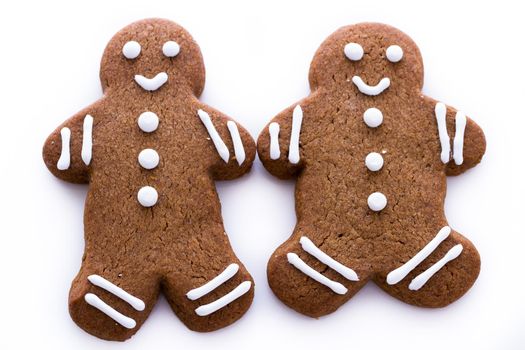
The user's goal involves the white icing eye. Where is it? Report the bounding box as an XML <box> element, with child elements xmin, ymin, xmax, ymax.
<box><xmin>386</xmin><ymin>45</ymin><xmax>403</xmax><ymax>63</ymax></box>
<box><xmin>344</xmin><ymin>42</ymin><xmax>364</xmax><ymax>61</ymax></box>
<box><xmin>122</xmin><ymin>41</ymin><xmax>141</xmax><ymax>59</ymax></box>
<box><xmin>162</xmin><ymin>41</ymin><xmax>180</xmax><ymax>58</ymax></box>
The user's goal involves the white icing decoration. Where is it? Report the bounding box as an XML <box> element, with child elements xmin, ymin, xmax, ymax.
<box><xmin>137</xmin><ymin>186</ymin><xmax>158</xmax><ymax>207</ymax></box>
<box><xmin>386</xmin><ymin>45</ymin><xmax>403</xmax><ymax>63</ymax></box>
<box><xmin>365</xmin><ymin>152</ymin><xmax>384</xmax><ymax>171</ymax></box>
<box><xmin>352</xmin><ymin>76</ymin><xmax>390</xmax><ymax>96</ymax></box>
<box><xmin>197</xmin><ymin>109</ymin><xmax>230</xmax><ymax>163</ymax></box>
<box><xmin>195</xmin><ymin>281</ymin><xmax>252</xmax><ymax>316</ymax></box>
<box><xmin>300</xmin><ymin>236</ymin><xmax>359</xmax><ymax>281</ymax></box>
<box><xmin>287</xmin><ymin>252</ymin><xmax>347</xmax><ymax>295</ymax></box>
<box><xmin>81</xmin><ymin>115</ymin><xmax>93</xmax><ymax>166</ymax></box>
<box><xmin>367</xmin><ymin>192</ymin><xmax>387</xmax><ymax>212</ymax></box>
<box><xmin>138</xmin><ymin>149</ymin><xmax>160</xmax><ymax>170</ymax></box>
<box><xmin>187</xmin><ymin>263</ymin><xmax>239</xmax><ymax>301</ymax></box>
<box><xmin>57</xmin><ymin>127</ymin><xmax>71</xmax><ymax>170</ymax></box>
<box><xmin>363</xmin><ymin>107</ymin><xmax>383</xmax><ymax>128</ymax></box>
<box><xmin>84</xmin><ymin>293</ymin><xmax>136</xmax><ymax>329</ymax></box>
<box><xmin>386</xmin><ymin>226</ymin><xmax>451</xmax><ymax>285</ymax></box>
<box><xmin>87</xmin><ymin>275</ymin><xmax>145</xmax><ymax>311</ymax></box>
<box><xmin>134</xmin><ymin>72</ymin><xmax>168</xmax><ymax>92</ymax></box>
<box><xmin>162</xmin><ymin>41</ymin><xmax>180</xmax><ymax>58</ymax></box>
<box><xmin>122</xmin><ymin>41</ymin><xmax>141</xmax><ymax>60</ymax></box>
<box><xmin>453</xmin><ymin>111</ymin><xmax>466</xmax><ymax>165</ymax></box>
<box><xmin>288</xmin><ymin>105</ymin><xmax>303</xmax><ymax>164</ymax></box>
<box><xmin>226</xmin><ymin>121</ymin><xmax>245</xmax><ymax>165</ymax></box>
<box><xmin>435</xmin><ymin>102</ymin><xmax>451</xmax><ymax>163</ymax></box>
<box><xmin>138</xmin><ymin>111</ymin><xmax>159</xmax><ymax>133</ymax></box>
<box><xmin>409</xmin><ymin>244</ymin><xmax>463</xmax><ymax>291</ymax></box>
<box><xmin>344</xmin><ymin>42</ymin><xmax>364</xmax><ymax>61</ymax></box>
<box><xmin>269</xmin><ymin>122</ymin><xmax>281</xmax><ymax>160</ymax></box>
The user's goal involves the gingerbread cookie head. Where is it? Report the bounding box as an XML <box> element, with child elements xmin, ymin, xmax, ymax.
<box><xmin>100</xmin><ymin>18</ymin><xmax>205</xmax><ymax>96</ymax></box>
<box><xmin>308</xmin><ymin>23</ymin><xmax>424</xmax><ymax>94</ymax></box>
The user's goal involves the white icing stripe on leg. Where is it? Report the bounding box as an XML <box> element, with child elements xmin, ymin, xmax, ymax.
<box><xmin>435</xmin><ymin>102</ymin><xmax>450</xmax><ymax>163</ymax></box>
<box><xmin>194</xmin><ymin>281</ymin><xmax>251</xmax><ymax>316</ymax></box>
<box><xmin>226</xmin><ymin>121</ymin><xmax>245</xmax><ymax>166</ymax></box>
<box><xmin>299</xmin><ymin>236</ymin><xmax>359</xmax><ymax>281</ymax></box>
<box><xmin>197</xmin><ymin>109</ymin><xmax>229</xmax><ymax>163</ymax></box>
<box><xmin>288</xmin><ymin>105</ymin><xmax>303</xmax><ymax>164</ymax></box>
<box><xmin>84</xmin><ymin>293</ymin><xmax>136</xmax><ymax>329</ymax></box>
<box><xmin>87</xmin><ymin>275</ymin><xmax>145</xmax><ymax>311</ymax></box>
<box><xmin>186</xmin><ymin>263</ymin><xmax>240</xmax><ymax>301</ymax></box>
<box><xmin>269</xmin><ymin>122</ymin><xmax>280</xmax><ymax>160</ymax></box>
<box><xmin>409</xmin><ymin>244</ymin><xmax>463</xmax><ymax>291</ymax></box>
<box><xmin>387</xmin><ymin>226</ymin><xmax>451</xmax><ymax>285</ymax></box>
<box><xmin>287</xmin><ymin>253</ymin><xmax>347</xmax><ymax>295</ymax></box>
<box><xmin>453</xmin><ymin>111</ymin><xmax>466</xmax><ymax>165</ymax></box>
<box><xmin>57</xmin><ymin>127</ymin><xmax>71</xmax><ymax>170</ymax></box>
<box><xmin>81</xmin><ymin>115</ymin><xmax>93</xmax><ymax>166</ymax></box>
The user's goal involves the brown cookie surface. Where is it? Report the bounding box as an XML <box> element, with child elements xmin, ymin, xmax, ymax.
<box><xmin>257</xmin><ymin>23</ymin><xmax>485</xmax><ymax>317</ymax></box>
<box><xmin>43</xmin><ymin>18</ymin><xmax>255</xmax><ymax>341</ymax></box>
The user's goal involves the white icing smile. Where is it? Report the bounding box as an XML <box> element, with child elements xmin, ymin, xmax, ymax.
<box><xmin>134</xmin><ymin>72</ymin><xmax>168</xmax><ymax>91</ymax></box>
<box><xmin>352</xmin><ymin>76</ymin><xmax>390</xmax><ymax>96</ymax></box>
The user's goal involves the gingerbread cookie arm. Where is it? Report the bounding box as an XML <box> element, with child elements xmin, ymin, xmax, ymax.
<box><xmin>257</xmin><ymin>104</ymin><xmax>305</xmax><ymax>180</ymax></box>
<box><xmin>43</xmin><ymin>106</ymin><xmax>98</xmax><ymax>184</ymax></box>
<box><xmin>195</xmin><ymin>105</ymin><xmax>256</xmax><ymax>180</ymax></box>
<box><xmin>424</xmin><ymin>97</ymin><xmax>486</xmax><ymax>176</ymax></box>
<box><xmin>445</xmin><ymin>113</ymin><xmax>485</xmax><ymax>176</ymax></box>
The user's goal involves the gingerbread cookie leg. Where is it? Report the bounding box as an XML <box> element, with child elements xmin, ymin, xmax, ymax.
<box><xmin>267</xmin><ymin>230</ymin><xmax>368</xmax><ymax>318</ymax></box>
<box><xmin>374</xmin><ymin>227</ymin><xmax>480</xmax><ymax>307</ymax></box>
<box><xmin>160</xmin><ymin>228</ymin><xmax>254</xmax><ymax>332</ymax></box>
<box><xmin>68</xmin><ymin>264</ymin><xmax>159</xmax><ymax>341</ymax></box>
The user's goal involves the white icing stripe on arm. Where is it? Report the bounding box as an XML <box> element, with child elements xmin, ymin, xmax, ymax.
<box><xmin>57</xmin><ymin>127</ymin><xmax>71</xmax><ymax>170</ymax></box>
<box><xmin>435</xmin><ymin>102</ymin><xmax>451</xmax><ymax>163</ymax></box>
<box><xmin>84</xmin><ymin>293</ymin><xmax>136</xmax><ymax>329</ymax></box>
<box><xmin>81</xmin><ymin>115</ymin><xmax>93</xmax><ymax>166</ymax></box>
<box><xmin>287</xmin><ymin>253</ymin><xmax>347</xmax><ymax>295</ymax></box>
<box><xmin>269</xmin><ymin>122</ymin><xmax>280</xmax><ymax>160</ymax></box>
<box><xmin>453</xmin><ymin>111</ymin><xmax>466</xmax><ymax>165</ymax></box>
<box><xmin>87</xmin><ymin>275</ymin><xmax>145</xmax><ymax>311</ymax></box>
<box><xmin>187</xmin><ymin>263</ymin><xmax>239</xmax><ymax>301</ymax></box>
<box><xmin>288</xmin><ymin>105</ymin><xmax>303</xmax><ymax>164</ymax></box>
<box><xmin>300</xmin><ymin>236</ymin><xmax>359</xmax><ymax>281</ymax></box>
<box><xmin>387</xmin><ymin>226</ymin><xmax>451</xmax><ymax>285</ymax></box>
<box><xmin>409</xmin><ymin>244</ymin><xmax>463</xmax><ymax>291</ymax></box>
<box><xmin>195</xmin><ymin>281</ymin><xmax>251</xmax><ymax>316</ymax></box>
<box><xmin>197</xmin><ymin>109</ymin><xmax>230</xmax><ymax>163</ymax></box>
<box><xmin>226</xmin><ymin>121</ymin><xmax>245</xmax><ymax>165</ymax></box>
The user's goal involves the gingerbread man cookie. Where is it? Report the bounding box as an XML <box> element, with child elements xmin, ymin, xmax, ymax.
<box><xmin>257</xmin><ymin>23</ymin><xmax>485</xmax><ymax>317</ymax></box>
<box><xmin>43</xmin><ymin>19</ymin><xmax>255</xmax><ymax>341</ymax></box>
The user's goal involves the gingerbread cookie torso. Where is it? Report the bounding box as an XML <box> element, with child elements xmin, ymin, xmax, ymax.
<box><xmin>257</xmin><ymin>23</ymin><xmax>485</xmax><ymax>317</ymax></box>
<box><xmin>43</xmin><ymin>19</ymin><xmax>255</xmax><ymax>341</ymax></box>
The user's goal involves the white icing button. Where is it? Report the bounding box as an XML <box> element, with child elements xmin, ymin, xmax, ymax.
<box><xmin>344</xmin><ymin>42</ymin><xmax>364</xmax><ymax>61</ymax></box>
<box><xmin>138</xmin><ymin>112</ymin><xmax>159</xmax><ymax>133</ymax></box>
<box><xmin>163</xmin><ymin>41</ymin><xmax>180</xmax><ymax>57</ymax></box>
<box><xmin>137</xmin><ymin>186</ymin><xmax>158</xmax><ymax>207</ymax></box>
<box><xmin>365</xmin><ymin>152</ymin><xmax>384</xmax><ymax>171</ymax></box>
<box><xmin>363</xmin><ymin>107</ymin><xmax>383</xmax><ymax>128</ymax></box>
<box><xmin>138</xmin><ymin>149</ymin><xmax>160</xmax><ymax>170</ymax></box>
<box><xmin>368</xmin><ymin>192</ymin><xmax>387</xmax><ymax>212</ymax></box>
<box><xmin>122</xmin><ymin>41</ymin><xmax>141</xmax><ymax>59</ymax></box>
<box><xmin>386</xmin><ymin>45</ymin><xmax>403</xmax><ymax>63</ymax></box>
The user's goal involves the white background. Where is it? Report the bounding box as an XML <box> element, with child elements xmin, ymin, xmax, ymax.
<box><xmin>0</xmin><ymin>0</ymin><xmax>523</xmax><ymax>349</ymax></box>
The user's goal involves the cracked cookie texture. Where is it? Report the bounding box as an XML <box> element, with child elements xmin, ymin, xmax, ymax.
<box><xmin>43</xmin><ymin>18</ymin><xmax>255</xmax><ymax>341</ymax></box>
<box><xmin>257</xmin><ymin>23</ymin><xmax>485</xmax><ymax>317</ymax></box>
